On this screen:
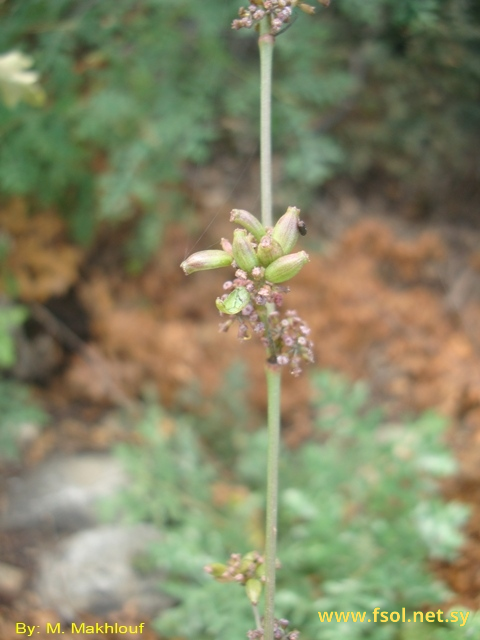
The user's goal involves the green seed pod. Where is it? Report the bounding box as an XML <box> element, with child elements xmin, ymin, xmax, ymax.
<box><xmin>272</xmin><ymin>206</ymin><xmax>301</xmax><ymax>254</ymax></box>
<box><xmin>230</xmin><ymin>209</ymin><xmax>266</xmax><ymax>242</ymax></box>
<box><xmin>216</xmin><ymin>286</ymin><xmax>251</xmax><ymax>315</ymax></box>
<box><xmin>255</xmin><ymin>562</ymin><xmax>266</xmax><ymax>580</ymax></box>
<box><xmin>264</xmin><ymin>250</ymin><xmax>309</xmax><ymax>283</ymax></box>
<box><xmin>232</xmin><ymin>228</ymin><xmax>260</xmax><ymax>273</ymax></box>
<box><xmin>257</xmin><ymin>234</ymin><xmax>285</xmax><ymax>266</ymax></box>
<box><xmin>239</xmin><ymin>551</ymin><xmax>258</xmax><ymax>573</ymax></box>
<box><xmin>245</xmin><ymin>578</ymin><xmax>263</xmax><ymax>605</ymax></box>
<box><xmin>208</xmin><ymin>563</ymin><xmax>228</xmax><ymax>580</ymax></box>
<box><xmin>180</xmin><ymin>250</ymin><xmax>233</xmax><ymax>275</ymax></box>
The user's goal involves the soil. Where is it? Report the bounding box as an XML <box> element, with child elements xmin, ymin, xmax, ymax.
<box><xmin>1</xmin><ymin>163</ymin><xmax>480</xmax><ymax>638</ymax></box>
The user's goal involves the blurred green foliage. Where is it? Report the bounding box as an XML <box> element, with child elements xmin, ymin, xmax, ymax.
<box><xmin>0</xmin><ymin>303</ymin><xmax>46</xmax><ymax>459</ymax></box>
<box><xmin>0</xmin><ymin>302</ymin><xmax>27</xmax><ymax>368</ymax></box>
<box><xmin>0</xmin><ymin>0</ymin><xmax>478</xmax><ymax>256</ymax></box>
<box><xmin>113</xmin><ymin>369</ymin><xmax>471</xmax><ymax>640</ymax></box>
<box><xmin>0</xmin><ymin>379</ymin><xmax>46</xmax><ymax>459</ymax></box>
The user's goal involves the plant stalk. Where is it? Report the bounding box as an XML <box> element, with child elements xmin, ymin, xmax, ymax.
<box><xmin>259</xmin><ymin>19</ymin><xmax>274</xmax><ymax>229</ymax></box>
<box><xmin>259</xmin><ymin>18</ymin><xmax>279</xmax><ymax>640</ymax></box>
<box><xmin>264</xmin><ymin>364</ymin><xmax>281</xmax><ymax>640</ymax></box>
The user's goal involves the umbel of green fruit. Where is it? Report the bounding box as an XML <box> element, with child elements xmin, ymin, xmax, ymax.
<box><xmin>181</xmin><ymin>206</ymin><xmax>309</xmax><ymax>285</ymax></box>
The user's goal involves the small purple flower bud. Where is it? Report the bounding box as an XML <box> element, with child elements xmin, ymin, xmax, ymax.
<box><xmin>237</xmin><ymin>323</ymin><xmax>250</xmax><ymax>340</ymax></box>
<box><xmin>181</xmin><ymin>250</ymin><xmax>233</xmax><ymax>275</ymax></box>
<box><xmin>223</xmin><ymin>281</ymin><xmax>234</xmax><ymax>291</ymax></box>
<box><xmin>258</xmin><ymin>285</ymin><xmax>271</xmax><ymax>297</ymax></box>
<box><xmin>271</xmin><ymin>18</ymin><xmax>282</xmax><ymax>31</ymax></box>
<box><xmin>230</xmin><ymin>209</ymin><xmax>267</xmax><ymax>242</ymax></box>
<box><xmin>277</xmin><ymin>355</ymin><xmax>289</xmax><ymax>365</ymax></box>
<box><xmin>251</xmin><ymin>266</ymin><xmax>265</xmax><ymax>280</ymax></box>
<box><xmin>254</xmin><ymin>322</ymin><xmax>265</xmax><ymax>334</ymax></box>
<box><xmin>264</xmin><ymin>250</ymin><xmax>310</xmax><ymax>283</ymax></box>
<box><xmin>272</xmin><ymin>206</ymin><xmax>302</xmax><ymax>254</ymax></box>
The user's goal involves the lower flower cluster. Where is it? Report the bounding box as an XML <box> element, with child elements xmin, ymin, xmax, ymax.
<box><xmin>218</xmin><ymin>271</ymin><xmax>313</xmax><ymax>376</ymax></box>
<box><xmin>247</xmin><ymin>618</ymin><xmax>300</xmax><ymax>640</ymax></box>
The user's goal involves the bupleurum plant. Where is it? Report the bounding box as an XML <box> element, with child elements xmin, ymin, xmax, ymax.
<box><xmin>181</xmin><ymin>3</ymin><xmax>328</xmax><ymax>639</ymax></box>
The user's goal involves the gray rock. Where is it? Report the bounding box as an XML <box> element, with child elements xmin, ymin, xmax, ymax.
<box><xmin>0</xmin><ymin>561</ymin><xmax>25</xmax><ymax>599</ymax></box>
<box><xmin>0</xmin><ymin>454</ymin><xmax>127</xmax><ymax>532</ymax></box>
<box><xmin>34</xmin><ymin>524</ymin><xmax>173</xmax><ymax>620</ymax></box>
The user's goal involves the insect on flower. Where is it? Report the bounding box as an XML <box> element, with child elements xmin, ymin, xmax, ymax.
<box><xmin>297</xmin><ymin>220</ymin><xmax>307</xmax><ymax>236</ymax></box>
<box><xmin>216</xmin><ymin>286</ymin><xmax>251</xmax><ymax>315</ymax></box>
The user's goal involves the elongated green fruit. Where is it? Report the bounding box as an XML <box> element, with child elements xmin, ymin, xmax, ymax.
<box><xmin>257</xmin><ymin>234</ymin><xmax>284</xmax><ymax>266</ymax></box>
<box><xmin>180</xmin><ymin>250</ymin><xmax>233</xmax><ymax>275</ymax></box>
<box><xmin>232</xmin><ymin>228</ymin><xmax>260</xmax><ymax>272</ymax></box>
<box><xmin>245</xmin><ymin>578</ymin><xmax>263</xmax><ymax>605</ymax></box>
<box><xmin>209</xmin><ymin>563</ymin><xmax>228</xmax><ymax>579</ymax></box>
<box><xmin>230</xmin><ymin>209</ymin><xmax>267</xmax><ymax>242</ymax></box>
<box><xmin>264</xmin><ymin>250</ymin><xmax>309</xmax><ymax>283</ymax></box>
<box><xmin>272</xmin><ymin>206</ymin><xmax>301</xmax><ymax>254</ymax></box>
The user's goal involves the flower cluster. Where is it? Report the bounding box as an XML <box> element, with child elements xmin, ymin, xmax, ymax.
<box><xmin>232</xmin><ymin>0</ymin><xmax>329</xmax><ymax>34</ymax></box>
<box><xmin>205</xmin><ymin>550</ymin><xmax>266</xmax><ymax>586</ymax></box>
<box><xmin>180</xmin><ymin>206</ymin><xmax>314</xmax><ymax>376</ymax></box>
<box><xmin>205</xmin><ymin>551</ymin><xmax>271</xmax><ymax>606</ymax></box>
<box><xmin>247</xmin><ymin>618</ymin><xmax>300</xmax><ymax>640</ymax></box>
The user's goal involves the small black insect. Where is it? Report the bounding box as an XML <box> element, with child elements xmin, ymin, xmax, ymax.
<box><xmin>297</xmin><ymin>220</ymin><xmax>307</xmax><ymax>236</ymax></box>
<box><xmin>267</xmin><ymin>355</ymin><xmax>278</xmax><ymax>365</ymax></box>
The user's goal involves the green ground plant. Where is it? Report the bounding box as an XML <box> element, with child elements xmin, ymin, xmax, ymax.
<box><xmin>0</xmin><ymin>303</ymin><xmax>46</xmax><ymax>459</ymax></box>
<box><xmin>113</xmin><ymin>370</ymin><xmax>471</xmax><ymax>640</ymax></box>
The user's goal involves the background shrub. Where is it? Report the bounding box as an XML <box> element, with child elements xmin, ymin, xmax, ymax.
<box><xmin>113</xmin><ymin>370</ymin><xmax>470</xmax><ymax>640</ymax></box>
<box><xmin>0</xmin><ymin>0</ymin><xmax>478</xmax><ymax>256</ymax></box>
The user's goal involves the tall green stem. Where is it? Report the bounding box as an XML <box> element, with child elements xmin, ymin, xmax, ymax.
<box><xmin>259</xmin><ymin>19</ymin><xmax>274</xmax><ymax>229</ymax></box>
<box><xmin>264</xmin><ymin>365</ymin><xmax>281</xmax><ymax>640</ymax></box>
<box><xmin>259</xmin><ymin>18</ymin><xmax>279</xmax><ymax>640</ymax></box>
